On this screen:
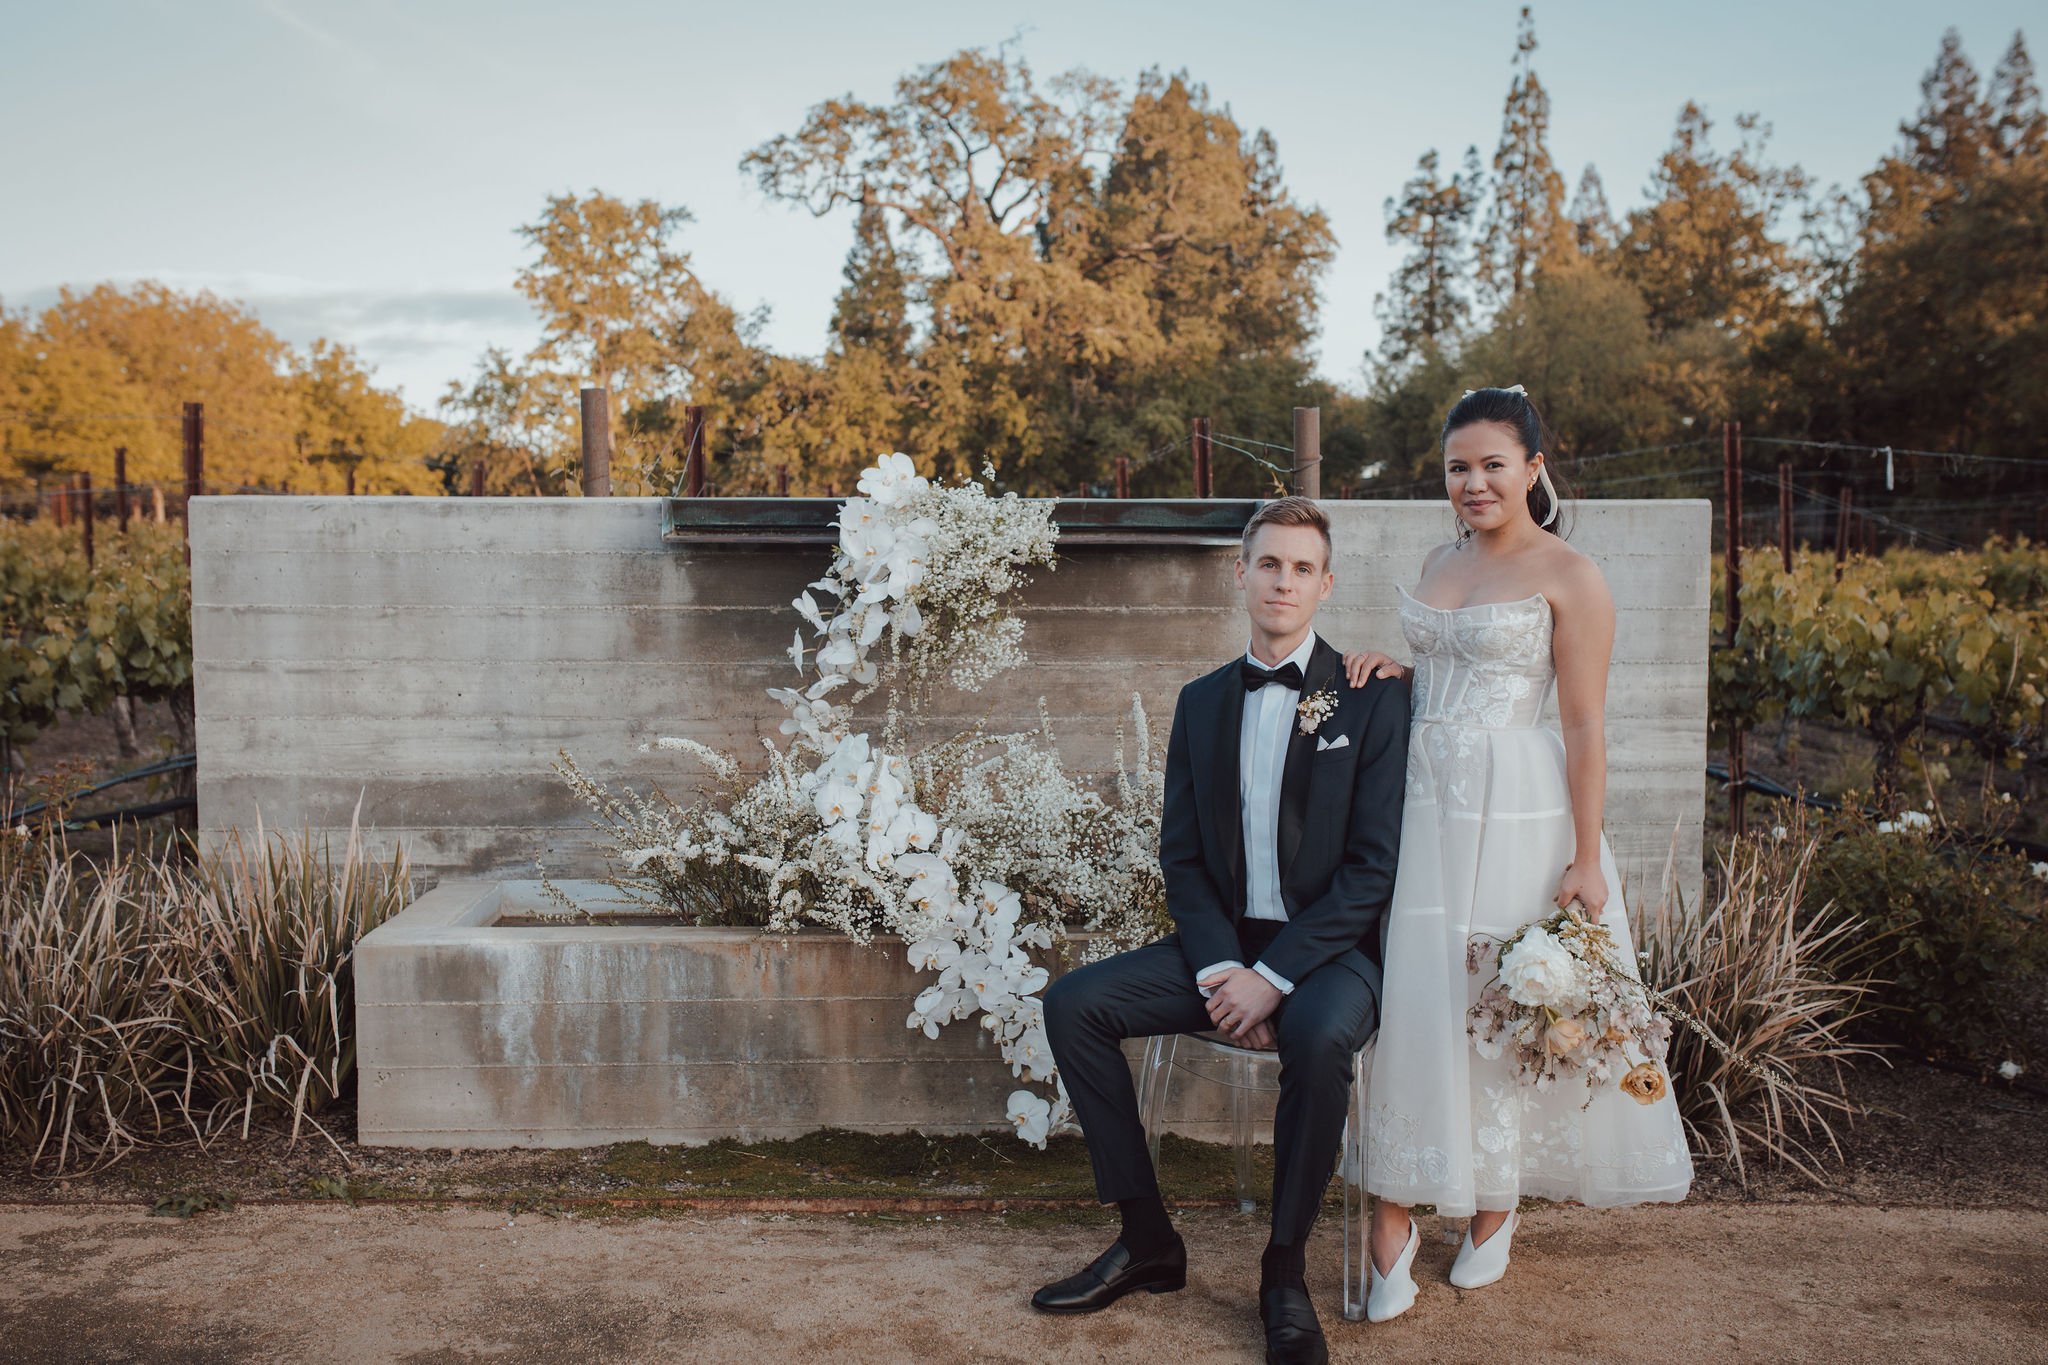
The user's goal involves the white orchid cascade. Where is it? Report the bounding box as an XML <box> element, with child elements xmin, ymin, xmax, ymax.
<box><xmin>769</xmin><ymin>453</ymin><xmax>1070</xmax><ymax>1141</ymax></box>
<box><xmin>556</xmin><ymin>454</ymin><xmax>1167</xmax><ymax>1145</ymax></box>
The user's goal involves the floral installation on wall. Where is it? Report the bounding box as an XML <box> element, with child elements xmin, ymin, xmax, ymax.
<box><xmin>548</xmin><ymin>453</ymin><xmax>1168</xmax><ymax>1143</ymax></box>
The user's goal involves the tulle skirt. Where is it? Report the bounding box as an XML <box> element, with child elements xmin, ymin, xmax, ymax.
<box><xmin>1362</xmin><ymin>721</ymin><xmax>1694</xmax><ymax>1216</ymax></box>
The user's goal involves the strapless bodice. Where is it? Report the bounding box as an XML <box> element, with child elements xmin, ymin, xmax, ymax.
<box><xmin>1397</xmin><ymin>585</ymin><xmax>1554</xmax><ymax>729</ymax></box>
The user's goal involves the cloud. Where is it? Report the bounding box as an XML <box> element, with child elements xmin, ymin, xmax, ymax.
<box><xmin>252</xmin><ymin>285</ymin><xmax>540</xmax><ymax>408</ymax></box>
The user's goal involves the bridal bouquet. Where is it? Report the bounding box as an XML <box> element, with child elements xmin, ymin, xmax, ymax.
<box><xmin>1466</xmin><ymin>904</ymin><xmax>1675</xmax><ymax>1105</ymax></box>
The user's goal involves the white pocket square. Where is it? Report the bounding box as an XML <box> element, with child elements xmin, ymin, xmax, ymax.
<box><xmin>1315</xmin><ymin>734</ymin><xmax>1350</xmax><ymax>752</ymax></box>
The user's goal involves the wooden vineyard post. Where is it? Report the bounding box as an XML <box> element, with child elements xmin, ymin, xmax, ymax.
<box><xmin>1722</xmin><ymin>419</ymin><xmax>1747</xmax><ymax>837</ymax></box>
<box><xmin>181</xmin><ymin>401</ymin><xmax>203</xmax><ymax>565</ymax></box>
<box><xmin>1292</xmin><ymin>407</ymin><xmax>1321</xmax><ymax>499</ymax></box>
<box><xmin>682</xmin><ymin>405</ymin><xmax>707</xmax><ymax>497</ymax></box>
<box><xmin>115</xmin><ymin>447</ymin><xmax>130</xmax><ymax>532</ymax></box>
<box><xmin>580</xmin><ymin>387</ymin><xmax>611</xmax><ymax>497</ymax></box>
<box><xmin>1836</xmin><ymin>485</ymin><xmax>1855</xmax><ymax>571</ymax></box>
<box><xmin>78</xmin><ymin>473</ymin><xmax>94</xmax><ymax>568</ymax></box>
<box><xmin>1778</xmin><ymin>462</ymin><xmax>1793</xmax><ymax>572</ymax></box>
<box><xmin>1191</xmin><ymin>417</ymin><xmax>1212</xmax><ymax>498</ymax></box>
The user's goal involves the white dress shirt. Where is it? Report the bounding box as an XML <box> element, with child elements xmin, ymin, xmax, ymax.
<box><xmin>1194</xmin><ymin>631</ymin><xmax>1316</xmax><ymax>999</ymax></box>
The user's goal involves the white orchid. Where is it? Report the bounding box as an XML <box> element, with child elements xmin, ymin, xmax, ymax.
<box><xmin>793</xmin><ymin>591</ymin><xmax>829</xmax><ymax>633</ymax></box>
<box><xmin>837</xmin><ymin>496</ymin><xmax>884</xmax><ymax>538</ymax></box>
<box><xmin>813</xmin><ymin>777</ymin><xmax>861</xmax><ymax>827</ymax></box>
<box><xmin>857</xmin><ymin>452</ymin><xmax>928</xmax><ymax>507</ymax></box>
<box><xmin>895</xmin><ymin>851</ymin><xmax>956</xmax><ymax>897</ymax></box>
<box><xmin>1006</xmin><ymin>1090</ymin><xmax>1052</xmax><ymax>1144</ymax></box>
<box><xmin>882</xmin><ymin>535</ymin><xmax>930</xmax><ymax>600</ymax></box>
<box><xmin>906</xmin><ymin>938</ymin><xmax>962</xmax><ymax>973</ymax></box>
<box><xmin>816</xmin><ymin>633</ymin><xmax>859</xmax><ymax>675</ymax></box>
<box><xmin>891</xmin><ymin>807</ymin><xmax>938</xmax><ymax>851</ymax></box>
<box><xmin>1005</xmin><ymin>1027</ymin><xmax>1052</xmax><ymax>1077</ymax></box>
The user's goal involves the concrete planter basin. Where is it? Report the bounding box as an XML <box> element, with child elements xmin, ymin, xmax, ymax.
<box><xmin>355</xmin><ymin>880</ymin><xmax>1243</xmax><ymax>1149</ymax></box>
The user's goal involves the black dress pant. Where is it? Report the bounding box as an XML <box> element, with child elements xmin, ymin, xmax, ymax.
<box><xmin>1042</xmin><ymin>923</ymin><xmax>1378</xmax><ymax>1245</ymax></box>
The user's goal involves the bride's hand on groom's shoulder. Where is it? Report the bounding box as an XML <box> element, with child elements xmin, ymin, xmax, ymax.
<box><xmin>1555</xmin><ymin>862</ymin><xmax>1609</xmax><ymax>917</ymax></box>
<box><xmin>1342</xmin><ymin>649</ymin><xmax>1407</xmax><ymax>688</ymax></box>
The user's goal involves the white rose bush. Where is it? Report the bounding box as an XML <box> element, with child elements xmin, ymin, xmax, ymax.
<box><xmin>548</xmin><ymin>453</ymin><xmax>1169</xmax><ymax>1145</ymax></box>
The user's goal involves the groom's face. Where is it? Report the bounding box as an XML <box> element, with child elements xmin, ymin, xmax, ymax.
<box><xmin>1235</xmin><ymin>523</ymin><xmax>1334</xmax><ymax>641</ymax></box>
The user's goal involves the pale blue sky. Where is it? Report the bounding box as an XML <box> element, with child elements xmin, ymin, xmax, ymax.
<box><xmin>1</xmin><ymin>1</ymin><xmax>2033</xmax><ymax>412</ymax></box>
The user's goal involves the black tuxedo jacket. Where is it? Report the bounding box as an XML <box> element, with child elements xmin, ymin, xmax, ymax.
<box><xmin>1158</xmin><ymin>635</ymin><xmax>1411</xmax><ymax>1003</ymax></box>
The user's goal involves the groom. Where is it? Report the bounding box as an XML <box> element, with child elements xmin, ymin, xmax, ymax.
<box><xmin>1033</xmin><ymin>496</ymin><xmax>1409</xmax><ymax>1364</ymax></box>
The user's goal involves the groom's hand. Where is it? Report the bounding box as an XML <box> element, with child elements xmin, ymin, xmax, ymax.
<box><xmin>1200</xmin><ymin>967</ymin><xmax>1282</xmax><ymax>1041</ymax></box>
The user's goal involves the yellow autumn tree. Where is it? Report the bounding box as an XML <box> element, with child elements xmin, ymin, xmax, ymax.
<box><xmin>0</xmin><ymin>282</ymin><xmax>444</xmax><ymax>497</ymax></box>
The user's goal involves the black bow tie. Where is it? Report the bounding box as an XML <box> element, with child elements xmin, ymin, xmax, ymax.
<box><xmin>1241</xmin><ymin>659</ymin><xmax>1305</xmax><ymax>693</ymax></box>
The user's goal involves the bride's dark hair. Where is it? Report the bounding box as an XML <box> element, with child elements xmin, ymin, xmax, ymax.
<box><xmin>1442</xmin><ymin>387</ymin><xmax>1571</xmax><ymax>539</ymax></box>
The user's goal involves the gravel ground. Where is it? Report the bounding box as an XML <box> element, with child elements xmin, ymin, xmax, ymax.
<box><xmin>3</xmin><ymin>1201</ymin><xmax>2045</xmax><ymax>1364</ymax></box>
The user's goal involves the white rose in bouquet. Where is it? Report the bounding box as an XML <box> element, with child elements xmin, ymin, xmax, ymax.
<box><xmin>1498</xmin><ymin>928</ymin><xmax>1588</xmax><ymax>1011</ymax></box>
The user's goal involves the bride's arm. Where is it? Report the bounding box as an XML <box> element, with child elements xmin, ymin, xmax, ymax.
<box><xmin>1550</xmin><ymin>555</ymin><xmax>1616</xmax><ymax>915</ymax></box>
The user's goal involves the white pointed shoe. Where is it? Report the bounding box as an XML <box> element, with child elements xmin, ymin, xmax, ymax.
<box><xmin>1365</xmin><ymin>1218</ymin><xmax>1420</xmax><ymax>1323</ymax></box>
<box><xmin>1448</xmin><ymin>1211</ymin><xmax>1519</xmax><ymax>1290</ymax></box>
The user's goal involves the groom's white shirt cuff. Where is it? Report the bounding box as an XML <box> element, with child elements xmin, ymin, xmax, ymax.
<box><xmin>1194</xmin><ymin>960</ymin><xmax>1298</xmax><ymax>997</ymax></box>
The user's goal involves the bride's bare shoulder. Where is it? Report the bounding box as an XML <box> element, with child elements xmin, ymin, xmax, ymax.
<box><xmin>1420</xmin><ymin>540</ymin><xmax>1459</xmax><ymax>574</ymax></box>
<box><xmin>1538</xmin><ymin>540</ymin><xmax>1612</xmax><ymax>614</ymax></box>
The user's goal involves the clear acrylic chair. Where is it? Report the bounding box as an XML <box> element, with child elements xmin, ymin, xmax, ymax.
<box><xmin>1136</xmin><ymin>1031</ymin><xmax>1376</xmax><ymax>1321</ymax></box>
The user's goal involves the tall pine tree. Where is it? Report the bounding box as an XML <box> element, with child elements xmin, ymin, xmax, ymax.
<box><xmin>830</xmin><ymin>201</ymin><xmax>914</xmax><ymax>359</ymax></box>
<box><xmin>1989</xmin><ymin>32</ymin><xmax>2047</xmax><ymax>161</ymax></box>
<box><xmin>1477</xmin><ymin>7</ymin><xmax>1571</xmax><ymax>306</ymax></box>
<box><xmin>1374</xmin><ymin>146</ymin><xmax>1481</xmax><ymax>372</ymax></box>
<box><xmin>1863</xmin><ymin>29</ymin><xmax>1997</xmax><ymax>242</ymax></box>
<box><xmin>1567</xmin><ymin>165</ymin><xmax>1617</xmax><ymax>258</ymax></box>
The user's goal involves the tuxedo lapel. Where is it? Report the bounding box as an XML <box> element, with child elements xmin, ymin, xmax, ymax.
<box><xmin>1276</xmin><ymin>638</ymin><xmax>1338</xmax><ymax>880</ymax></box>
<box><xmin>1209</xmin><ymin>665</ymin><xmax>1246</xmax><ymax>900</ymax></box>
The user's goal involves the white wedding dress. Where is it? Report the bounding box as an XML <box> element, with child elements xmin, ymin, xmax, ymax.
<box><xmin>1362</xmin><ymin>586</ymin><xmax>1693</xmax><ymax>1217</ymax></box>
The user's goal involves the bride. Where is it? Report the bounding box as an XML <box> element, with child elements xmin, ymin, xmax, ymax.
<box><xmin>1342</xmin><ymin>386</ymin><xmax>1692</xmax><ymax>1322</ymax></box>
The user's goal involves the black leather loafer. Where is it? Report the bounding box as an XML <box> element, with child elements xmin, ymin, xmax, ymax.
<box><xmin>1260</xmin><ymin>1283</ymin><xmax>1329</xmax><ymax>1365</ymax></box>
<box><xmin>1030</xmin><ymin>1236</ymin><xmax>1188</xmax><ymax>1314</ymax></box>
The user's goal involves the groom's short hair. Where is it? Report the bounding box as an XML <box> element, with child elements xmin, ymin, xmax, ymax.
<box><xmin>1241</xmin><ymin>496</ymin><xmax>1332</xmax><ymax>571</ymax></box>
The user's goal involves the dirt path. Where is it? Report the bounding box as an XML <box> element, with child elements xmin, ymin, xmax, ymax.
<box><xmin>3</xmin><ymin>1202</ymin><xmax>2043</xmax><ymax>1363</ymax></box>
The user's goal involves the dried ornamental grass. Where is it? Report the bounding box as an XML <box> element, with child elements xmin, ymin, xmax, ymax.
<box><xmin>1633</xmin><ymin>832</ymin><xmax>1887</xmax><ymax>1186</ymax></box>
<box><xmin>0</xmin><ymin>832</ymin><xmax>187</xmax><ymax>1171</ymax></box>
<box><xmin>0</xmin><ymin>810</ymin><xmax>410</xmax><ymax>1173</ymax></box>
<box><xmin>167</xmin><ymin>814</ymin><xmax>412</xmax><ymax>1147</ymax></box>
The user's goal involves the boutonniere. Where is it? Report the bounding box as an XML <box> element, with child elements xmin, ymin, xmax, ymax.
<box><xmin>1296</xmin><ymin>687</ymin><xmax>1338</xmax><ymax>736</ymax></box>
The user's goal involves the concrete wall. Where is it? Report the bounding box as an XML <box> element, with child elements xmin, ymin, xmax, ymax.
<box><xmin>192</xmin><ymin>495</ymin><xmax>1708</xmax><ymax>907</ymax></box>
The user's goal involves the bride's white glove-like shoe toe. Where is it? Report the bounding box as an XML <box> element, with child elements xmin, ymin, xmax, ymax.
<box><xmin>1365</xmin><ymin>1218</ymin><xmax>1420</xmax><ymax>1323</ymax></box>
<box><xmin>1448</xmin><ymin>1211</ymin><xmax>1519</xmax><ymax>1290</ymax></box>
